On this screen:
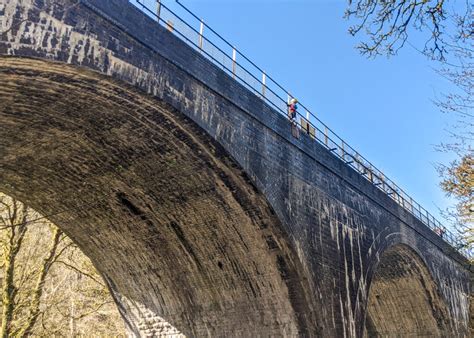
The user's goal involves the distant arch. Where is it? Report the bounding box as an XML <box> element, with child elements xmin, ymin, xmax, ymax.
<box><xmin>364</xmin><ymin>244</ymin><xmax>451</xmax><ymax>336</ymax></box>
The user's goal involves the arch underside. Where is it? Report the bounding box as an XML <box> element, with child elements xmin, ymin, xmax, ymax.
<box><xmin>0</xmin><ymin>57</ymin><xmax>314</xmax><ymax>337</ymax></box>
<box><xmin>365</xmin><ymin>245</ymin><xmax>451</xmax><ymax>337</ymax></box>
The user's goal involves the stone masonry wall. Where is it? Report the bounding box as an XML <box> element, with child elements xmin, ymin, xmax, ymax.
<box><xmin>0</xmin><ymin>0</ymin><xmax>471</xmax><ymax>336</ymax></box>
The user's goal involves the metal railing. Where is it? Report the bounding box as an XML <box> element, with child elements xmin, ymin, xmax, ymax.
<box><xmin>131</xmin><ymin>0</ymin><xmax>471</xmax><ymax>259</ymax></box>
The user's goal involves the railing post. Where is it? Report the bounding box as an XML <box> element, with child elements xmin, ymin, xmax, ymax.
<box><xmin>261</xmin><ymin>71</ymin><xmax>266</xmax><ymax>97</ymax></box>
<box><xmin>232</xmin><ymin>48</ymin><xmax>236</xmax><ymax>79</ymax></box>
<box><xmin>341</xmin><ymin>141</ymin><xmax>345</xmax><ymax>160</ymax></box>
<box><xmin>324</xmin><ymin>127</ymin><xmax>328</xmax><ymax>146</ymax></box>
<box><xmin>199</xmin><ymin>19</ymin><xmax>204</xmax><ymax>50</ymax></box>
<box><xmin>305</xmin><ymin>110</ymin><xmax>314</xmax><ymax>138</ymax></box>
<box><xmin>156</xmin><ymin>0</ymin><xmax>161</xmax><ymax>21</ymax></box>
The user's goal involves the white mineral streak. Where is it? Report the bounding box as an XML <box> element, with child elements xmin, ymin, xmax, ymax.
<box><xmin>431</xmin><ymin>257</ymin><xmax>470</xmax><ymax>332</ymax></box>
<box><xmin>355</xmin><ymin>230</ymin><xmax>367</xmax><ymax>317</ymax></box>
<box><xmin>339</xmin><ymin>294</ymin><xmax>346</xmax><ymax>338</ymax></box>
<box><xmin>295</xmin><ymin>240</ymin><xmax>312</xmax><ymax>282</ymax></box>
<box><xmin>331</xmin><ymin>299</ymin><xmax>336</xmax><ymax>328</ymax></box>
<box><xmin>2</xmin><ymin>0</ymin><xmax>26</xmax><ymax>32</ymax></box>
<box><xmin>5</xmin><ymin>1</ymin><xmax>158</xmax><ymax>99</ymax></box>
<box><xmin>341</xmin><ymin>223</ymin><xmax>356</xmax><ymax>338</ymax></box>
<box><xmin>0</xmin><ymin>2</ymin><xmax>6</xmax><ymax>32</ymax></box>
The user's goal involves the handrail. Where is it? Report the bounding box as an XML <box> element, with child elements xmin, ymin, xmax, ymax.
<box><xmin>131</xmin><ymin>0</ymin><xmax>471</xmax><ymax>259</ymax></box>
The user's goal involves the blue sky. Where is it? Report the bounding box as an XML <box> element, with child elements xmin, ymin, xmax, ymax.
<box><xmin>133</xmin><ymin>0</ymin><xmax>461</xmax><ymax>225</ymax></box>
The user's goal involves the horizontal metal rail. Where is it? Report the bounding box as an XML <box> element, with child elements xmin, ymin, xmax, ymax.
<box><xmin>131</xmin><ymin>0</ymin><xmax>471</xmax><ymax>259</ymax></box>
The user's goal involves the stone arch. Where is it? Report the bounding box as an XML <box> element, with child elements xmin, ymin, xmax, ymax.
<box><xmin>0</xmin><ymin>57</ymin><xmax>316</xmax><ymax>336</ymax></box>
<box><xmin>364</xmin><ymin>243</ymin><xmax>451</xmax><ymax>337</ymax></box>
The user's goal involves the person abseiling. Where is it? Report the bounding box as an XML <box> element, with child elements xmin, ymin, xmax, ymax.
<box><xmin>287</xmin><ymin>98</ymin><xmax>298</xmax><ymax>122</ymax></box>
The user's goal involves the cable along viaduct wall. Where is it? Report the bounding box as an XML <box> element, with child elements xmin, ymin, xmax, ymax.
<box><xmin>0</xmin><ymin>0</ymin><xmax>471</xmax><ymax>336</ymax></box>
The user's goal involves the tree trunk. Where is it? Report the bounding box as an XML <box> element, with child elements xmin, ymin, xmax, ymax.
<box><xmin>18</xmin><ymin>227</ymin><xmax>62</xmax><ymax>336</ymax></box>
<box><xmin>0</xmin><ymin>202</ymin><xmax>28</xmax><ymax>338</ymax></box>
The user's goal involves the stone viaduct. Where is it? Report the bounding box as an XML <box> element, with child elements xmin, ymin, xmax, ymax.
<box><xmin>0</xmin><ymin>0</ymin><xmax>471</xmax><ymax>336</ymax></box>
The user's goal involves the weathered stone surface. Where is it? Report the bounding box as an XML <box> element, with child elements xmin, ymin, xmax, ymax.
<box><xmin>0</xmin><ymin>0</ymin><xmax>471</xmax><ymax>337</ymax></box>
<box><xmin>0</xmin><ymin>58</ymin><xmax>312</xmax><ymax>337</ymax></box>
